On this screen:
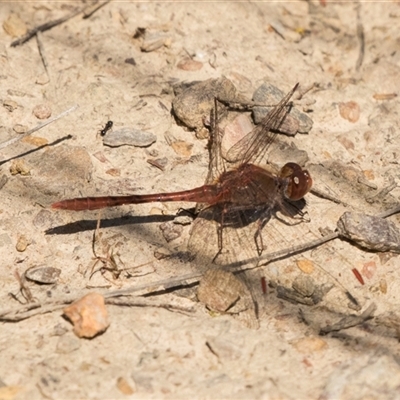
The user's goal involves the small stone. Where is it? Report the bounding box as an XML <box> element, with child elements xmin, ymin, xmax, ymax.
<box><xmin>379</xmin><ymin>278</ymin><xmax>387</xmax><ymax>294</ymax></box>
<box><xmin>197</xmin><ymin>269</ymin><xmax>243</xmax><ymax>313</ymax></box>
<box><xmin>106</xmin><ymin>168</ymin><xmax>120</xmax><ymax>176</ymax></box>
<box><xmin>33</xmin><ymin>104</ymin><xmax>51</xmax><ymax>119</ymax></box>
<box><xmin>153</xmin><ymin>247</ymin><xmax>171</xmax><ymax>260</ymax></box>
<box><xmin>159</xmin><ymin>221</ymin><xmax>183</xmax><ymax>242</ymax></box>
<box><xmin>221</xmin><ymin>114</ymin><xmax>253</xmax><ymax>159</ymax></box>
<box><xmin>361</xmin><ymin>261</ymin><xmax>377</xmax><ymax>279</ymax></box>
<box><xmin>337</xmin><ymin>212</ymin><xmax>400</xmax><ymax>252</ymax></box>
<box><xmin>173</xmin><ymin>215</ymin><xmax>193</xmax><ymax>225</ymax></box>
<box><xmin>103</xmin><ymin>128</ymin><xmax>156</xmax><ymax>148</ymax></box>
<box><xmin>10</xmin><ymin>159</ymin><xmax>30</xmax><ymax>175</ymax></box>
<box><xmin>3</xmin><ymin>99</ymin><xmax>18</xmax><ymax>112</ymax></box>
<box><xmin>170</xmin><ymin>140</ymin><xmax>193</xmax><ymax>157</ymax></box>
<box><xmin>63</xmin><ymin>293</ymin><xmax>110</xmax><ymax>338</ymax></box>
<box><xmin>116</xmin><ymin>377</ymin><xmax>135</xmax><ymax>395</ymax></box>
<box><xmin>21</xmin><ymin>136</ymin><xmax>48</xmax><ymax>147</ymax></box>
<box><xmin>291</xmin><ymin>336</ymin><xmax>328</xmax><ymax>353</ymax></box>
<box><xmin>296</xmin><ymin>259</ymin><xmax>315</xmax><ymax>274</ymax></box>
<box><xmin>15</xmin><ymin>235</ymin><xmax>30</xmax><ymax>252</ymax></box>
<box><xmin>338</xmin><ymin>101</ymin><xmax>360</xmax><ymax>123</ymax></box>
<box><xmin>13</xmin><ymin>124</ymin><xmax>28</xmax><ymax>134</ymax></box>
<box><xmin>292</xmin><ymin>275</ymin><xmax>315</xmax><ymax>297</ymax></box>
<box><xmin>252</xmin><ymin>83</ymin><xmax>313</xmax><ymax>134</ymax></box>
<box><xmin>25</xmin><ymin>266</ymin><xmax>61</xmax><ymax>284</ymax></box>
<box><xmin>172</xmin><ymin>76</ymin><xmax>243</xmax><ymax>136</ymax></box>
<box><xmin>140</xmin><ymin>31</ymin><xmax>171</xmax><ymax>52</ymax></box>
<box><xmin>177</xmin><ymin>58</ymin><xmax>203</xmax><ymax>71</ymax></box>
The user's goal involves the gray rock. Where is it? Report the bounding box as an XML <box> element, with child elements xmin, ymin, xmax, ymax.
<box><xmin>103</xmin><ymin>127</ymin><xmax>156</xmax><ymax>148</ymax></box>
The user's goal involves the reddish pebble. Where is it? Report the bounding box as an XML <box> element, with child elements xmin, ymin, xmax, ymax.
<box><xmin>33</xmin><ymin>104</ymin><xmax>52</xmax><ymax>119</ymax></box>
<box><xmin>63</xmin><ymin>293</ymin><xmax>109</xmax><ymax>338</ymax></box>
<box><xmin>338</xmin><ymin>101</ymin><xmax>360</xmax><ymax>123</ymax></box>
<box><xmin>177</xmin><ymin>58</ymin><xmax>203</xmax><ymax>71</ymax></box>
<box><xmin>361</xmin><ymin>261</ymin><xmax>377</xmax><ymax>279</ymax></box>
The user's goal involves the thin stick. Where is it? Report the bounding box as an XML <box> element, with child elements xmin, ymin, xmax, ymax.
<box><xmin>11</xmin><ymin>8</ymin><xmax>83</xmax><ymax>47</ymax></box>
<box><xmin>36</xmin><ymin>31</ymin><xmax>49</xmax><ymax>79</ymax></box>
<box><xmin>83</xmin><ymin>0</ymin><xmax>112</xmax><ymax>19</ymax></box>
<box><xmin>0</xmin><ymin>104</ymin><xmax>78</xmax><ymax>151</ymax></box>
<box><xmin>355</xmin><ymin>4</ymin><xmax>365</xmax><ymax>72</ymax></box>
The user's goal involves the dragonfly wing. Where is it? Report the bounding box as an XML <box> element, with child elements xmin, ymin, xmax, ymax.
<box><xmin>188</xmin><ymin>205</ymin><xmax>271</xmax><ymax>329</ymax></box>
<box><xmin>226</xmin><ymin>83</ymin><xmax>299</xmax><ymax>165</ymax></box>
<box><xmin>204</xmin><ymin>99</ymin><xmax>229</xmax><ymax>185</ymax></box>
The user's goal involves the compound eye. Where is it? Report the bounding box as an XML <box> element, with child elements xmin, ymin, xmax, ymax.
<box><xmin>280</xmin><ymin>163</ymin><xmax>313</xmax><ymax>200</ymax></box>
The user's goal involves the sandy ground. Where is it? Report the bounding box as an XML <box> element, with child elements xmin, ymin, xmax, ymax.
<box><xmin>2</xmin><ymin>1</ymin><xmax>400</xmax><ymax>399</ymax></box>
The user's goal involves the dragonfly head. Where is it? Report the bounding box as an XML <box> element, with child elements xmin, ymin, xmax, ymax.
<box><xmin>280</xmin><ymin>162</ymin><xmax>312</xmax><ymax>201</ymax></box>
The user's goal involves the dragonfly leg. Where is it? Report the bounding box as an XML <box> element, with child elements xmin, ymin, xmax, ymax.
<box><xmin>254</xmin><ymin>210</ymin><xmax>272</xmax><ymax>256</ymax></box>
<box><xmin>212</xmin><ymin>206</ymin><xmax>229</xmax><ymax>264</ymax></box>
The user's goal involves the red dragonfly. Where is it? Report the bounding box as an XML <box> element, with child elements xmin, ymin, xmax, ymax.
<box><xmin>52</xmin><ymin>83</ymin><xmax>312</xmax><ymax>325</ymax></box>
<box><xmin>52</xmin><ymin>83</ymin><xmax>311</xmax><ymax>215</ymax></box>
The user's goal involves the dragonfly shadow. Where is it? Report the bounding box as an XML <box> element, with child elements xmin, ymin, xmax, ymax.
<box><xmin>45</xmin><ymin>213</ymin><xmax>176</xmax><ymax>235</ymax></box>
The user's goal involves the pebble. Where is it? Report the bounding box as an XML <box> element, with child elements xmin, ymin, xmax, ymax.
<box><xmin>116</xmin><ymin>377</ymin><xmax>135</xmax><ymax>395</ymax></box>
<box><xmin>197</xmin><ymin>269</ymin><xmax>243</xmax><ymax>313</ymax></box>
<box><xmin>338</xmin><ymin>101</ymin><xmax>360</xmax><ymax>123</ymax></box>
<box><xmin>172</xmin><ymin>76</ymin><xmax>245</xmax><ymax>137</ymax></box>
<box><xmin>15</xmin><ymin>234</ymin><xmax>30</xmax><ymax>252</ymax></box>
<box><xmin>25</xmin><ymin>266</ymin><xmax>61</xmax><ymax>284</ymax></box>
<box><xmin>159</xmin><ymin>221</ymin><xmax>183</xmax><ymax>242</ymax></box>
<box><xmin>337</xmin><ymin>212</ymin><xmax>400</xmax><ymax>252</ymax></box>
<box><xmin>12</xmin><ymin>124</ymin><xmax>28</xmax><ymax>134</ymax></box>
<box><xmin>10</xmin><ymin>159</ymin><xmax>30</xmax><ymax>176</ymax></box>
<box><xmin>170</xmin><ymin>140</ymin><xmax>193</xmax><ymax>157</ymax></box>
<box><xmin>252</xmin><ymin>83</ymin><xmax>313</xmax><ymax>134</ymax></box>
<box><xmin>21</xmin><ymin>136</ymin><xmax>48</xmax><ymax>147</ymax></box>
<box><xmin>103</xmin><ymin>128</ymin><xmax>156</xmax><ymax>148</ymax></box>
<box><xmin>177</xmin><ymin>58</ymin><xmax>203</xmax><ymax>71</ymax></box>
<box><xmin>221</xmin><ymin>114</ymin><xmax>253</xmax><ymax>159</ymax></box>
<box><xmin>63</xmin><ymin>293</ymin><xmax>110</xmax><ymax>338</ymax></box>
<box><xmin>291</xmin><ymin>336</ymin><xmax>328</xmax><ymax>353</ymax></box>
<box><xmin>32</xmin><ymin>104</ymin><xmax>52</xmax><ymax>119</ymax></box>
<box><xmin>292</xmin><ymin>275</ymin><xmax>316</xmax><ymax>298</ymax></box>
<box><xmin>296</xmin><ymin>259</ymin><xmax>315</xmax><ymax>274</ymax></box>
<box><xmin>361</xmin><ymin>261</ymin><xmax>377</xmax><ymax>280</ymax></box>
<box><xmin>173</xmin><ymin>215</ymin><xmax>193</xmax><ymax>225</ymax></box>
<box><xmin>140</xmin><ymin>31</ymin><xmax>171</xmax><ymax>52</ymax></box>
<box><xmin>3</xmin><ymin>99</ymin><xmax>18</xmax><ymax>112</ymax></box>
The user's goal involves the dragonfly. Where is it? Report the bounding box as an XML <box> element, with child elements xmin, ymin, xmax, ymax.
<box><xmin>52</xmin><ymin>83</ymin><xmax>312</xmax><ymax>326</ymax></box>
